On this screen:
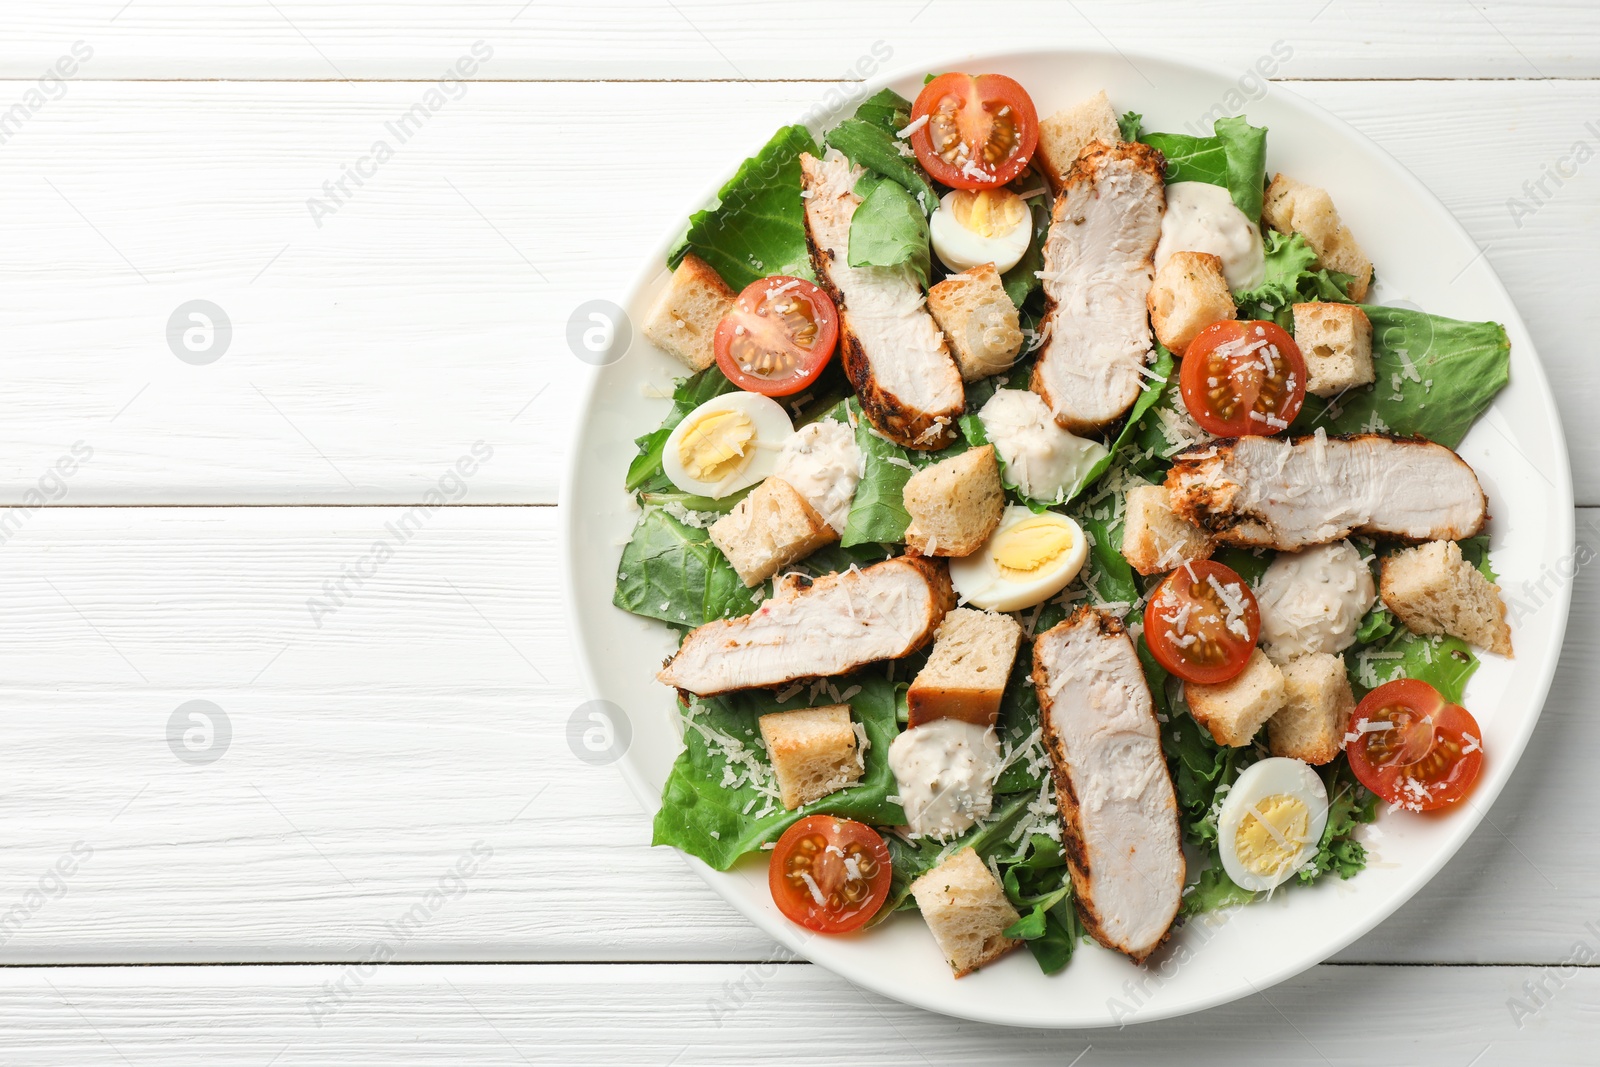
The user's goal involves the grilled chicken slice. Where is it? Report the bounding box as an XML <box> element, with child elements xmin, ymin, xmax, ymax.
<box><xmin>1032</xmin><ymin>607</ymin><xmax>1184</xmax><ymax>962</ymax></box>
<box><xmin>658</xmin><ymin>556</ymin><xmax>955</xmax><ymax>696</ymax></box>
<box><xmin>1165</xmin><ymin>431</ymin><xmax>1488</xmax><ymax>550</ymax></box>
<box><xmin>800</xmin><ymin>151</ymin><xmax>964</xmax><ymax>450</ymax></box>
<box><xmin>1030</xmin><ymin>141</ymin><xmax>1167</xmax><ymax>436</ymax></box>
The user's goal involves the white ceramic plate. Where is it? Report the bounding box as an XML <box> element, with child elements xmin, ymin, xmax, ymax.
<box><xmin>561</xmin><ymin>48</ymin><xmax>1574</xmax><ymax>1027</ymax></box>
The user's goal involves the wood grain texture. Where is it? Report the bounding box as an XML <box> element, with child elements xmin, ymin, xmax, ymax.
<box><xmin>5</xmin><ymin>0</ymin><xmax>1596</xmax><ymax>80</ymax></box>
<box><xmin>0</xmin><ymin>505</ymin><xmax>1591</xmax><ymax>965</ymax></box>
<box><xmin>0</xmin><ymin>79</ymin><xmax>1594</xmax><ymax>503</ymax></box>
<box><xmin>0</xmin><ymin>963</ymin><xmax>1595</xmax><ymax>1063</ymax></box>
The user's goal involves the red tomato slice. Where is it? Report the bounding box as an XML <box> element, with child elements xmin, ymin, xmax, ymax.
<box><xmin>768</xmin><ymin>816</ymin><xmax>892</xmax><ymax>934</ymax></box>
<box><xmin>1179</xmin><ymin>320</ymin><xmax>1307</xmax><ymax>437</ymax></box>
<box><xmin>713</xmin><ymin>276</ymin><xmax>839</xmax><ymax>397</ymax></box>
<box><xmin>1346</xmin><ymin>679</ymin><xmax>1484</xmax><ymax>813</ymax></box>
<box><xmin>908</xmin><ymin>73</ymin><xmax>1039</xmax><ymax>190</ymax></box>
<box><xmin>1146</xmin><ymin>560</ymin><xmax>1261</xmax><ymax>685</ymax></box>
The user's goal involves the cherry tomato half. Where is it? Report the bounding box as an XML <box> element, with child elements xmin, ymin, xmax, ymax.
<box><xmin>1179</xmin><ymin>320</ymin><xmax>1307</xmax><ymax>437</ymax></box>
<box><xmin>1146</xmin><ymin>560</ymin><xmax>1261</xmax><ymax>685</ymax></box>
<box><xmin>1346</xmin><ymin>679</ymin><xmax>1484</xmax><ymax>813</ymax></box>
<box><xmin>768</xmin><ymin>816</ymin><xmax>892</xmax><ymax>934</ymax></box>
<box><xmin>713</xmin><ymin>276</ymin><xmax>839</xmax><ymax>397</ymax></box>
<box><xmin>908</xmin><ymin>73</ymin><xmax>1039</xmax><ymax>190</ymax></box>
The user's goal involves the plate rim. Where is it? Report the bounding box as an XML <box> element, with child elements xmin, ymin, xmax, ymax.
<box><xmin>559</xmin><ymin>44</ymin><xmax>1575</xmax><ymax>1027</ymax></box>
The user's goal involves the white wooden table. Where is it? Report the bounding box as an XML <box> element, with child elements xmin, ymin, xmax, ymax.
<box><xmin>1</xmin><ymin>2</ymin><xmax>1596</xmax><ymax>1061</ymax></box>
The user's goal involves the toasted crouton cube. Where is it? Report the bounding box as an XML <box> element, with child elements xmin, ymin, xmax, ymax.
<box><xmin>1262</xmin><ymin>174</ymin><xmax>1372</xmax><ymax>301</ymax></box>
<box><xmin>1269</xmin><ymin>653</ymin><xmax>1356</xmax><ymax>765</ymax></box>
<box><xmin>907</xmin><ymin>608</ymin><xmax>1023</xmax><ymax>728</ymax></box>
<box><xmin>709</xmin><ymin>477</ymin><xmax>837</xmax><ymax>587</ymax></box>
<box><xmin>758</xmin><ymin>704</ymin><xmax>862</xmax><ymax>810</ymax></box>
<box><xmin>1185</xmin><ymin>649</ymin><xmax>1285</xmax><ymax>747</ymax></box>
<box><xmin>1292</xmin><ymin>302</ymin><xmax>1374</xmax><ymax>398</ymax></box>
<box><xmin>903</xmin><ymin>446</ymin><xmax>1005</xmax><ymax>558</ymax></box>
<box><xmin>1380</xmin><ymin>541</ymin><xmax>1513</xmax><ymax>656</ymax></box>
<box><xmin>1036</xmin><ymin>90</ymin><xmax>1122</xmax><ymax>192</ymax></box>
<box><xmin>927</xmin><ymin>264</ymin><xmax>1024</xmax><ymax>383</ymax></box>
<box><xmin>1148</xmin><ymin>251</ymin><xmax>1236</xmax><ymax>355</ymax></box>
<box><xmin>1121</xmin><ymin>485</ymin><xmax>1214</xmax><ymax>576</ymax></box>
<box><xmin>909</xmin><ymin>847</ymin><xmax>1022</xmax><ymax>977</ymax></box>
<box><xmin>640</xmin><ymin>253</ymin><xmax>736</xmax><ymax>371</ymax></box>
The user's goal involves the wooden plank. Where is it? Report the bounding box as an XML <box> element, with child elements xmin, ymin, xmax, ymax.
<box><xmin>0</xmin><ymin>505</ymin><xmax>1591</xmax><ymax>965</ymax></box>
<box><xmin>0</xmin><ymin>79</ymin><xmax>1594</xmax><ymax>504</ymax></box>
<box><xmin>0</xmin><ymin>962</ymin><xmax>1594</xmax><ymax>1062</ymax></box>
<box><xmin>5</xmin><ymin>1</ymin><xmax>1596</xmax><ymax>80</ymax></box>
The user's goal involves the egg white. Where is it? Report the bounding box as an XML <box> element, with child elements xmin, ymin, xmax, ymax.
<box><xmin>1216</xmin><ymin>757</ymin><xmax>1330</xmax><ymax>892</ymax></box>
<box><xmin>929</xmin><ymin>189</ymin><xmax>1034</xmax><ymax>274</ymax></box>
<box><xmin>948</xmin><ymin>505</ymin><xmax>1088</xmax><ymax>612</ymax></box>
<box><xmin>661</xmin><ymin>391</ymin><xmax>794</xmax><ymax>498</ymax></box>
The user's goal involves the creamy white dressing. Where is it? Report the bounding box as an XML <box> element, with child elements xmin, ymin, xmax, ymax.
<box><xmin>886</xmin><ymin>719</ymin><xmax>1001</xmax><ymax>840</ymax></box>
<box><xmin>1153</xmin><ymin>181</ymin><xmax>1265</xmax><ymax>291</ymax></box>
<box><xmin>977</xmin><ymin>389</ymin><xmax>1108</xmax><ymax>504</ymax></box>
<box><xmin>1256</xmin><ymin>540</ymin><xmax>1377</xmax><ymax>663</ymax></box>
<box><xmin>773</xmin><ymin>420</ymin><xmax>863</xmax><ymax>534</ymax></box>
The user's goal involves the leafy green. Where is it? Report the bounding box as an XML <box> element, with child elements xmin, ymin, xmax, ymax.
<box><xmin>823</xmin><ymin>90</ymin><xmax>938</xmax><ymax>213</ymax></box>
<box><xmin>883</xmin><ymin>790</ymin><xmax>1032</xmax><ymax>912</ymax></box>
<box><xmin>1234</xmin><ymin>230</ymin><xmax>1355</xmax><ymax>324</ymax></box>
<box><xmin>625</xmin><ymin>366</ymin><xmax>738</xmax><ymax>495</ymax></box>
<box><xmin>613</xmin><ymin>507</ymin><xmax>760</xmax><ymax>628</ymax></box>
<box><xmin>1181</xmin><ymin>865</ymin><xmax>1258</xmax><ymax>916</ymax></box>
<box><xmin>848</xmin><ymin>174</ymin><xmax>931</xmax><ymax>287</ymax></box>
<box><xmin>652</xmin><ymin>675</ymin><xmax>906</xmax><ymax>870</ymax></box>
<box><xmin>1074</xmin><ymin>343</ymin><xmax>1176</xmax><ymax>497</ymax></box>
<box><xmin>667</xmin><ymin>125</ymin><xmax>819</xmax><ymax>291</ymax></box>
<box><xmin>1459</xmin><ymin>534</ymin><xmax>1497</xmax><ymax>581</ymax></box>
<box><xmin>639</xmin><ymin>488</ymin><xmax>750</xmax><ymax>515</ymax></box>
<box><xmin>1298</xmin><ymin>762</ymin><xmax>1377</xmax><ymax>884</ymax></box>
<box><xmin>1117</xmin><ymin>110</ymin><xmax>1143</xmax><ymax>142</ymax></box>
<box><xmin>1353</xmin><ymin>604</ymin><xmax>1397</xmax><ymax>645</ymax></box>
<box><xmin>1000</xmin><ymin>834</ymin><xmax>1085</xmax><ymax>973</ymax></box>
<box><xmin>999</xmin><ymin>194</ymin><xmax>1051</xmax><ymax>308</ymax></box>
<box><xmin>1292</xmin><ymin>306</ymin><xmax>1512</xmax><ymax>449</ymax></box>
<box><xmin>840</xmin><ymin>400</ymin><xmax>966</xmax><ymax>547</ymax></box>
<box><xmin>1141</xmin><ymin>115</ymin><xmax>1269</xmax><ymax>222</ymax></box>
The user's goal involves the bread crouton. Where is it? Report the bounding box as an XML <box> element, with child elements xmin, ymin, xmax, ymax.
<box><xmin>907</xmin><ymin>608</ymin><xmax>1023</xmax><ymax>728</ymax></box>
<box><xmin>1262</xmin><ymin>174</ymin><xmax>1373</xmax><ymax>301</ymax></box>
<box><xmin>757</xmin><ymin>704</ymin><xmax>862</xmax><ymax>810</ymax></box>
<box><xmin>1379</xmin><ymin>540</ymin><xmax>1513</xmax><ymax>656</ymax></box>
<box><xmin>1148</xmin><ymin>251</ymin><xmax>1236</xmax><ymax>355</ymax></box>
<box><xmin>1268</xmin><ymin>653</ymin><xmax>1355</xmax><ymax>765</ymax></box>
<box><xmin>1292</xmin><ymin>302</ymin><xmax>1374</xmax><ymax>397</ymax></box>
<box><xmin>903</xmin><ymin>445</ymin><xmax>1004</xmax><ymax>558</ymax></box>
<box><xmin>909</xmin><ymin>847</ymin><xmax>1022</xmax><ymax>977</ymax></box>
<box><xmin>640</xmin><ymin>253</ymin><xmax>736</xmax><ymax>371</ymax></box>
<box><xmin>1120</xmin><ymin>485</ymin><xmax>1214</xmax><ymax>576</ymax></box>
<box><xmin>927</xmin><ymin>263</ymin><xmax>1024</xmax><ymax>382</ymax></box>
<box><xmin>1036</xmin><ymin>90</ymin><xmax>1122</xmax><ymax>192</ymax></box>
<box><xmin>709</xmin><ymin>477</ymin><xmax>837</xmax><ymax>587</ymax></box>
<box><xmin>1185</xmin><ymin>649</ymin><xmax>1285</xmax><ymax>747</ymax></box>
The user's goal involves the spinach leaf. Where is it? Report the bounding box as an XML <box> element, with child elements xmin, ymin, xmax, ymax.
<box><xmin>1073</xmin><ymin>343</ymin><xmax>1176</xmax><ymax>497</ymax></box>
<box><xmin>668</xmin><ymin>125</ymin><xmax>820</xmax><ymax>291</ymax></box>
<box><xmin>625</xmin><ymin>366</ymin><xmax>738</xmax><ymax>495</ymax></box>
<box><xmin>824</xmin><ymin>95</ymin><xmax>938</xmax><ymax>214</ymax></box>
<box><xmin>652</xmin><ymin>675</ymin><xmax>906</xmax><ymax>870</ymax></box>
<box><xmin>1292</xmin><ymin>306</ymin><xmax>1512</xmax><ymax>449</ymax></box>
<box><xmin>1000</xmin><ymin>195</ymin><xmax>1052</xmax><ymax>308</ymax></box>
<box><xmin>848</xmin><ymin>174</ymin><xmax>931</xmax><ymax>287</ymax></box>
<box><xmin>849</xmin><ymin>88</ymin><xmax>913</xmax><ymax>134</ymax></box>
<box><xmin>1141</xmin><ymin>115</ymin><xmax>1269</xmax><ymax>222</ymax></box>
<box><xmin>840</xmin><ymin>400</ymin><xmax>966</xmax><ymax>547</ymax></box>
<box><xmin>613</xmin><ymin>507</ymin><xmax>760</xmax><ymax>628</ymax></box>
<box><xmin>1234</xmin><ymin>230</ymin><xmax>1355</xmax><ymax>325</ymax></box>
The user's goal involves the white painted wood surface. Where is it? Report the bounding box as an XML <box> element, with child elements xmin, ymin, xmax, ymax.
<box><xmin>0</xmin><ymin>0</ymin><xmax>1595</xmax><ymax>1053</ymax></box>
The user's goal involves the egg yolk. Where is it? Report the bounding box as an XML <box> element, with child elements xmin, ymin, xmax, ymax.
<box><xmin>677</xmin><ymin>409</ymin><xmax>756</xmax><ymax>483</ymax></box>
<box><xmin>992</xmin><ymin>517</ymin><xmax>1074</xmax><ymax>580</ymax></box>
<box><xmin>950</xmin><ymin>188</ymin><xmax>1027</xmax><ymax>239</ymax></box>
<box><xmin>1234</xmin><ymin>794</ymin><xmax>1311</xmax><ymax>878</ymax></box>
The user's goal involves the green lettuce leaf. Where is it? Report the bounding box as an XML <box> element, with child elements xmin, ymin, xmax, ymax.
<box><xmin>667</xmin><ymin>125</ymin><xmax>819</xmax><ymax>291</ymax></box>
<box><xmin>840</xmin><ymin>400</ymin><xmax>967</xmax><ymax>547</ymax></box>
<box><xmin>848</xmin><ymin>173</ymin><xmax>931</xmax><ymax>287</ymax></box>
<box><xmin>625</xmin><ymin>366</ymin><xmax>739</xmax><ymax>495</ymax></box>
<box><xmin>1292</xmin><ymin>306</ymin><xmax>1512</xmax><ymax>449</ymax></box>
<box><xmin>1141</xmin><ymin>115</ymin><xmax>1269</xmax><ymax>222</ymax></box>
<box><xmin>1181</xmin><ymin>865</ymin><xmax>1258</xmax><ymax>916</ymax></box>
<box><xmin>652</xmin><ymin>675</ymin><xmax>906</xmax><ymax>870</ymax></box>
<box><xmin>613</xmin><ymin>507</ymin><xmax>760</xmax><ymax>628</ymax></box>
<box><xmin>1117</xmin><ymin>110</ymin><xmax>1143</xmax><ymax>142</ymax></box>
<box><xmin>823</xmin><ymin>89</ymin><xmax>938</xmax><ymax>213</ymax></box>
<box><xmin>1234</xmin><ymin>230</ymin><xmax>1355</xmax><ymax>325</ymax></box>
<box><xmin>999</xmin><ymin>193</ymin><xmax>1052</xmax><ymax>308</ymax></box>
<box><xmin>1298</xmin><ymin>761</ymin><xmax>1377</xmax><ymax>884</ymax></box>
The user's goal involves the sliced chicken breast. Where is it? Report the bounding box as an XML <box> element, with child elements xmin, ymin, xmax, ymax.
<box><xmin>1031</xmin><ymin>606</ymin><xmax>1183</xmax><ymax>962</ymax></box>
<box><xmin>800</xmin><ymin>151</ymin><xmax>964</xmax><ymax>450</ymax></box>
<box><xmin>1165</xmin><ymin>431</ymin><xmax>1488</xmax><ymax>550</ymax></box>
<box><xmin>658</xmin><ymin>556</ymin><xmax>955</xmax><ymax>696</ymax></box>
<box><xmin>1031</xmin><ymin>140</ymin><xmax>1167</xmax><ymax>436</ymax></box>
